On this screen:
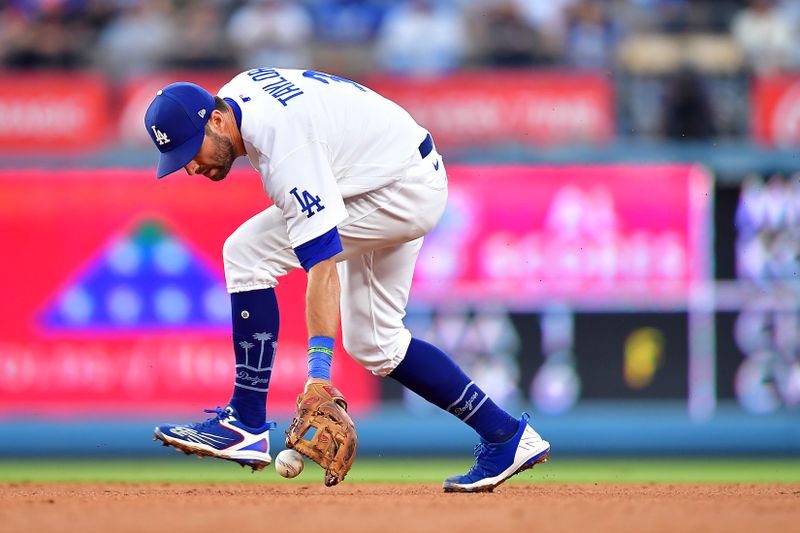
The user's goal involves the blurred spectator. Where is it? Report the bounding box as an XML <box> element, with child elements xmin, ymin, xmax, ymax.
<box><xmin>1</xmin><ymin>1</ymin><xmax>93</xmax><ymax>68</ymax></box>
<box><xmin>308</xmin><ymin>0</ymin><xmax>387</xmax><ymax>77</ymax></box>
<box><xmin>376</xmin><ymin>0</ymin><xmax>467</xmax><ymax>76</ymax></box>
<box><xmin>778</xmin><ymin>0</ymin><xmax>800</xmax><ymax>70</ymax></box>
<box><xmin>512</xmin><ymin>0</ymin><xmax>574</xmax><ymax>59</ymax></box>
<box><xmin>615</xmin><ymin>0</ymin><xmax>689</xmax><ymax>33</ymax></box>
<box><xmin>226</xmin><ymin>0</ymin><xmax>312</xmax><ymax>70</ymax></box>
<box><xmin>95</xmin><ymin>0</ymin><xmax>176</xmax><ymax>79</ymax></box>
<box><xmin>616</xmin><ymin>1</ymin><xmax>752</xmax><ymax>35</ymax></box>
<box><xmin>660</xmin><ymin>67</ymin><xmax>716</xmax><ymax>140</ymax></box>
<box><xmin>310</xmin><ymin>0</ymin><xmax>385</xmax><ymax>45</ymax></box>
<box><xmin>82</xmin><ymin>0</ymin><xmax>119</xmax><ymax>36</ymax></box>
<box><xmin>777</xmin><ymin>0</ymin><xmax>800</xmax><ymax>29</ymax></box>
<box><xmin>169</xmin><ymin>1</ymin><xmax>233</xmax><ymax>70</ymax></box>
<box><xmin>564</xmin><ymin>0</ymin><xmax>620</xmax><ymax>69</ymax></box>
<box><xmin>0</xmin><ymin>8</ymin><xmax>30</xmax><ymax>66</ymax></box>
<box><xmin>731</xmin><ymin>0</ymin><xmax>794</xmax><ymax>74</ymax></box>
<box><xmin>468</xmin><ymin>0</ymin><xmax>551</xmax><ymax>67</ymax></box>
<box><xmin>0</xmin><ymin>0</ymin><xmax>769</xmax><ymax>77</ymax></box>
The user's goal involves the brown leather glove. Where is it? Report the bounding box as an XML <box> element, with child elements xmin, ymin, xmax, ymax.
<box><xmin>285</xmin><ymin>380</ymin><xmax>357</xmax><ymax>486</ymax></box>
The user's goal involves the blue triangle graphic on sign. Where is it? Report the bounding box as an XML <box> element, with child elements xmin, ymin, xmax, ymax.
<box><xmin>41</xmin><ymin>220</ymin><xmax>230</xmax><ymax>331</ymax></box>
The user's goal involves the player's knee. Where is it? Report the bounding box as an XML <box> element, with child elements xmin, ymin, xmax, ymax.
<box><xmin>222</xmin><ymin>231</ymin><xmax>275</xmax><ymax>288</ymax></box>
<box><xmin>222</xmin><ymin>231</ymin><xmax>244</xmax><ymax>267</ymax></box>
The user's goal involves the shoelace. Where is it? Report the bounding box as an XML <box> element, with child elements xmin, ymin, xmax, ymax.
<box><xmin>192</xmin><ymin>406</ymin><xmax>231</xmax><ymax>430</ymax></box>
<box><xmin>468</xmin><ymin>441</ymin><xmax>499</xmax><ymax>478</ymax></box>
<box><xmin>192</xmin><ymin>407</ymin><xmax>277</xmax><ymax>431</ymax></box>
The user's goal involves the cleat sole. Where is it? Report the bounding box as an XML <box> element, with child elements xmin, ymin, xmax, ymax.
<box><xmin>154</xmin><ymin>431</ymin><xmax>270</xmax><ymax>472</ymax></box>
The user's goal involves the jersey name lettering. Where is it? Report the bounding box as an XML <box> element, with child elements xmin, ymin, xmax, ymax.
<box><xmin>290</xmin><ymin>187</ymin><xmax>325</xmax><ymax>218</ymax></box>
<box><xmin>246</xmin><ymin>68</ymin><xmax>305</xmax><ymax>107</ymax></box>
<box><xmin>302</xmin><ymin>70</ymin><xmax>367</xmax><ymax>92</ymax></box>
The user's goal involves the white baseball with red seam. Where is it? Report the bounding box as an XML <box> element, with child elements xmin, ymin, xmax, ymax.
<box><xmin>275</xmin><ymin>449</ymin><xmax>304</xmax><ymax>478</ymax></box>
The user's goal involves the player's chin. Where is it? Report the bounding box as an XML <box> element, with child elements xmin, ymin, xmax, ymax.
<box><xmin>205</xmin><ymin>167</ymin><xmax>229</xmax><ymax>182</ymax></box>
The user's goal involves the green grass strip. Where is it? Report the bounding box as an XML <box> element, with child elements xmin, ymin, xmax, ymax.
<box><xmin>0</xmin><ymin>458</ymin><xmax>798</xmax><ymax>484</ymax></box>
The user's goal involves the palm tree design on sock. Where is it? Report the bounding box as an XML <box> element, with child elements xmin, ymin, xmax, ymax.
<box><xmin>238</xmin><ymin>341</ymin><xmax>255</xmax><ymax>367</ymax></box>
<box><xmin>253</xmin><ymin>332</ymin><xmax>274</xmax><ymax>369</ymax></box>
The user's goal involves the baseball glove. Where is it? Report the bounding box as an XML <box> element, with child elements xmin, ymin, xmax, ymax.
<box><xmin>285</xmin><ymin>380</ymin><xmax>357</xmax><ymax>486</ymax></box>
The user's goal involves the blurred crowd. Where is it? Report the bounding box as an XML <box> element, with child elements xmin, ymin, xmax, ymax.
<box><xmin>1</xmin><ymin>0</ymin><xmax>799</xmax><ymax>79</ymax></box>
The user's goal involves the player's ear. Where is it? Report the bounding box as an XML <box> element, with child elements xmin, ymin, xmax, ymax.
<box><xmin>208</xmin><ymin>109</ymin><xmax>226</xmax><ymax>132</ymax></box>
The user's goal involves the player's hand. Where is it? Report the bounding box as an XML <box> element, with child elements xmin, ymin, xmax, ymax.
<box><xmin>285</xmin><ymin>379</ymin><xmax>357</xmax><ymax>486</ymax></box>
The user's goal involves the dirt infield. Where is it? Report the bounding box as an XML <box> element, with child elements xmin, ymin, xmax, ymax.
<box><xmin>1</xmin><ymin>483</ymin><xmax>798</xmax><ymax>533</ymax></box>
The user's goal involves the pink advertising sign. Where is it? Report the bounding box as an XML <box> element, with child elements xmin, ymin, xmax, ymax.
<box><xmin>0</xmin><ymin>170</ymin><xmax>376</xmax><ymax>417</ymax></box>
<box><xmin>413</xmin><ymin>165</ymin><xmax>712</xmax><ymax>305</ymax></box>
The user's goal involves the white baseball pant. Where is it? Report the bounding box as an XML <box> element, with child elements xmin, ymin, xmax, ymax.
<box><xmin>222</xmin><ymin>149</ymin><xmax>447</xmax><ymax>376</ymax></box>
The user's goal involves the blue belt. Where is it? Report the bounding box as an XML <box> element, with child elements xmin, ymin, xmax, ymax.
<box><xmin>418</xmin><ymin>133</ymin><xmax>433</xmax><ymax>159</ymax></box>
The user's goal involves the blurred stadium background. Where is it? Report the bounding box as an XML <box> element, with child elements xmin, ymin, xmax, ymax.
<box><xmin>0</xmin><ymin>0</ymin><xmax>798</xmax><ymax>463</ymax></box>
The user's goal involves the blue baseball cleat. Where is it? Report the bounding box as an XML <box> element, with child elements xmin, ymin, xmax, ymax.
<box><xmin>154</xmin><ymin>405</ymin><xmax>276</xmax><ymax>472</ymax></box>
<box><xmin>443</xmin><ymin>413</ymin><xmax>550</xmax><ymax>493</ymax></box>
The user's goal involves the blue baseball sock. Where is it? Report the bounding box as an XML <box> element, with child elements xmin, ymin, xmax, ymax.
<box><xmin>229</xmin><ymin>288</ymin><xmax>279</xmax><ymax>428</ymax></box>
<box><xmin>389</xmin><ymin>337</ymin><xmax>519</xmax><ymax>443</ymax></box>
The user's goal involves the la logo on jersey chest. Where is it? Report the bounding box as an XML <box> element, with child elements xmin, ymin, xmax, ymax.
<box><xmin>290</xmin><ymin>187</ymin><xmax>325</xmax><ymax>218</ymax></box>
<box><xmin>151</xmin><ymin>125</ymin><xmax>170</xmax><ymax>146</ymax></box>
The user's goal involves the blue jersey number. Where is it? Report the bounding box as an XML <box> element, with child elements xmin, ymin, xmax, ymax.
<box><xmin>302</xmin><ymin>70</ymin><xmax>367</xmax><ymax>92</ymax></box>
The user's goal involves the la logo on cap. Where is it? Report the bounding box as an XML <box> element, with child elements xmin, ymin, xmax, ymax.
<box><xmin>151</xmin><ymin>125</ymin><xmax>170</xmax><ymax>146</ymax></box>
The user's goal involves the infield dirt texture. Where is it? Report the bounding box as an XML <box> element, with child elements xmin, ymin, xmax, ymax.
<box><xmin>1</xmin><ymin>459</ymin><xmax>798</xmax><ymax>532</ymax></box>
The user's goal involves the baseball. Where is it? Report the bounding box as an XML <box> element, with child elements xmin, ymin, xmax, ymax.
<box><xmin>274</xmin><ymin>449</ymin><xmax>304</xmax><ymax>478</ymax></box>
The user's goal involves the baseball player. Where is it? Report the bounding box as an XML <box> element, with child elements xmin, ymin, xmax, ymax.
<box><xmin>144</xmin><ymin>68</ymin><xmax>550</xmax><ymax>492</ymax></box>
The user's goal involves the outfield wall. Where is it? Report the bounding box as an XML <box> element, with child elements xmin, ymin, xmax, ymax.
<box><xmin>1</xmin><ymin>165</ymin><xmax>798</xmax><ymax>457</ymax></box>
<box><xmin>0</xmin><ymin>402</ymin><xmax>797</xmax><ymax>457</ymax></box>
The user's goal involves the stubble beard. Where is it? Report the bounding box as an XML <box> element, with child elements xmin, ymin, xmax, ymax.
<box><xmin>205</xmin><ymin>129</ymin><xmax>236</xmax><ymax>182</ymax></box>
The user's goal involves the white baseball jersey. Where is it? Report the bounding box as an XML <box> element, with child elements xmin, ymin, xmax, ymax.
<box><xmin>217</xmin><ymin>68</ymin><xmax>429</xmax><ymax>249</ymax></box>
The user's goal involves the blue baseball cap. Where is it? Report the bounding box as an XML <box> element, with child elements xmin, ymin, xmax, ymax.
<box><xmin>144</xmin><ymin>82</ymin><xmax>215</xmax><ymax>179</ymax></box>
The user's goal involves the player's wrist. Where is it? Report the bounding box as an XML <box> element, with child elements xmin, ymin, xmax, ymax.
<box><xmin>308</xmin><ymin>336</ymin><xmax>334</xmax><ymax>381</ymax></box>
